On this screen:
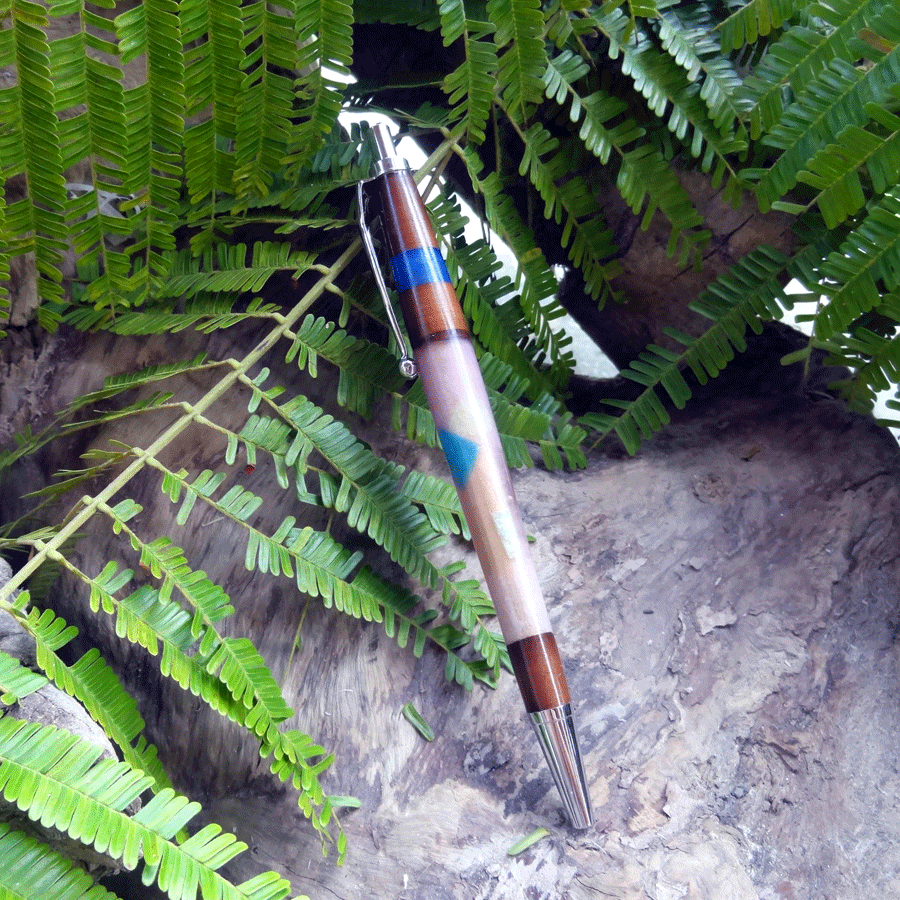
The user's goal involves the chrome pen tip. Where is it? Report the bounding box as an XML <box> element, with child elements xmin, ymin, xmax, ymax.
<box><xmin>366</xmin><ymin>122</ymin><xmax>409</xmax><ymax>176</ymax></box>
<box><xmin>370</xmin><ymin>122</ymin><xmax>396</xmax><ymax>160</ymax></box>
<box><xmin>529</xmin><ymin>704</ymin><xmax>593</xmax><ymax>829</ymax></box>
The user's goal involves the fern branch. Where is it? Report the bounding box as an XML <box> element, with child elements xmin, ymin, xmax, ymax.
<box><xmin>139</xmin><ymin>453</ymin><xmax>505</xmax><ymax>688</ymax></box>
<box><xmin>787</xmin><ymin>101</ymin><xmax>900</xmax><ymax>228</ymax></box>
<box><xmin>0</xmin><ymin>823</ymin><xmax>119</xmax><ymax>900</ymax></box>
<box><xmin>0</xmin><ymin>717</ymin><xmax>305</xmax><ymax>900</ymax></box>
<box><xmin>181</xmin><ymin>0</ymin><xmax>243</xmax><ymax>249</ymax></box>
<box><xmin>0</xmin><ymin>652</ymin><xmax>48</xmax><ymax>706</ymax></box>
<box><xmin>50</xmin><ymin>8</ymin><xmax>132</xmax><ymax>313</ymax></box>
<box><xmin>716</xmin><ymin>0</ymin><xmax>798</xmax><ymax>53</ymax></box>
<box><xmin>2</xmin><ymin>2</ymin><xmax>68</xmax><ymax>304</ymax></box>
<box><xmin>582</xmin><ymin>244</ymin><xmax>797</xmax><ymax>453</ymax></box>
<box><xmin>592</xmin><ymin>8</ymin><xmax>748</xmax><ymax>198</ymax></box>
<box><xmin>747</xmin><ymin>3</ymin><xmax>900</xmax><ymax>211</ymax></box>
<box><xmin>817</xmin><ymin>306</ymin><xmax>900</xmax><ymax>417</ymax></box>
<box><xmin>0</xmin><ymin>192</ymin><xmax>9</xmax><ymax>336</ymax></box>
<box><xmin>541</xmin><ymin>49</ymin><xmax>712</xmax><ymax>262</ymax></box>
<box><xmin>486</xmin><ymin>0</ymin><xmax>548</xmax><ymax>120</ymax></box>
<box><xmin>231</xmin><ymin>0</ymin><xmax>298</xmax><ymax>198</ymax></box>
<box><xmin>228</xmin><ymin>384</ymin><xmax>508</xmax><ymax>672</ymax></box>
<box><xmin>1</xmin><ymin>230</ymin><xmax>364</xmax><ymax>601</ymax></box>
<box><xmin>507</xmin><ymin>116</ymin><xmax>620</xmax><ymax>301</ymax></box>
<box><xmin>737</xmin><ymin>0</ymin><xmax>889</xmax><ymax>138</ymax></box>
<box><xmin>427</xmin><ymin>188</ymin><xmax>571</xmax><ymax>395</ymax></box>
<box><xmin>290</xmin><ymin>0</ymin><xmax>355</xmax><ymax>169</ymax></box>
<box><xmin>0</xmin><ymin>585</ymin><xmax>174</xmax><ymax>797</ymax></box>
<box><xmin>116</xmin><ymin>0</ymin><xmax>187</xmax><ymax>295</ymax></box>
<box><xmin>439</xmin><ymin>7</ymin><xmax>498</xmax><ymax>144</ymax></box>
<box><xmin>657</xmin><ymin>8</ymin><xmax>750</xmax><ymax>131</ymax></box>
<box><xmin>31</xmin><ymin>517</ymin><xmax>344</xmax><ymax>855</ymax></box>
<box><xmin>816</xmin><ymin>187</ymin><xmax>900</xmax><ymax>340</ymax></box>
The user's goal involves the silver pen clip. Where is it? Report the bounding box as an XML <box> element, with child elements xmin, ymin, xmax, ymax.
<box><xmin>357</xmin><ymin>180</ymin><xmax>417</xmax><ymax>379</ymax></box>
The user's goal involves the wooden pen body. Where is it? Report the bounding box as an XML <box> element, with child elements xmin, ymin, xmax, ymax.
<box><xmin>374</xmin><ymin>169</ymin><xmax>569</xmax><ymax>712</ymax></box>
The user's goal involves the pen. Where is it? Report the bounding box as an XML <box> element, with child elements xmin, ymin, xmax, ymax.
<box><xmin>358</xmin><ymin>124</ymin><xmax>592</xmax><ymax>829</ymax></box>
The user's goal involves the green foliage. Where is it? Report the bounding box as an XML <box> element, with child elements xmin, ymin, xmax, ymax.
<box><xmin>0</xmin><ymin>822</ymin><xmax>119</xmax><ymax>900</ymax></box>
<box><xmin>4</xmin><ymin>1</ymin><xmax>900</xmax><ymax>896</ymax></box>
<box><xmin>0</xmin><ymin>652</ymin><xmax>48</xmax><ymax>705</ymax></box>
<box><xmin>0</xmin><ymin>718</ymin><xmax>307</xmax><ymax>900</ymax></box>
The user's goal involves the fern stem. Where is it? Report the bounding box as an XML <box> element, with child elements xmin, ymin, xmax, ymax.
<box><xmin>230</xmin><ymin>377</ymin><xmax>506</xmax><ymax>655</ymax></box>
<box><xmin>0</xmin><ymin>238</ymin><xmax>364</xmax><ymax>603</ymax></box>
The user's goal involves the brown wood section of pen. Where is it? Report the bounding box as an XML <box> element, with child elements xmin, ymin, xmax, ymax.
<box><xmin>399</xmin><ymin>282</ymin><xmax>469</xmax><ymax>348</ymax></box>
<box><xmin>507</xmin><ymin>632</ymin><xmax>571</xmax><ymax>713</ymax></box>
<box><xmin>377</xmin><ymin>171</ymin><xmax>437</xmax><ymax>255</ymax></box>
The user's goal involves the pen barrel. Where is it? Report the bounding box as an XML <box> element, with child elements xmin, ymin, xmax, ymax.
<box><xmin>374</xmin><ymin>168</ymin><xmax>569</xmax><ymax>712</ymax></box>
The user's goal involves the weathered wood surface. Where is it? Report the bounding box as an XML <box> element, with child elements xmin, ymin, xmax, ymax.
<box><xmin>3</xmin><ymin>326</ymin><xmax>900</xmax><ymax>899</ymax></box>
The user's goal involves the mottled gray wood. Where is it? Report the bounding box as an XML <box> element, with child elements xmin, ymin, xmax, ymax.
<box><xmin>3</xmin><ymin>326</ymin><xmax>900</xmax><ymax>900</ymax></box>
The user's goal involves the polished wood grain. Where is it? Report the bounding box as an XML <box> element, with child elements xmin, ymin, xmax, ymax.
<box><xmin>507</xmin><ymin>632</ymin><xmax>571</xmax><ymax>713</ymax></box>
<box><xmin>397</xmin><ymin>281</ymin><xmax>469</xmax><ymax>348</ymax></box>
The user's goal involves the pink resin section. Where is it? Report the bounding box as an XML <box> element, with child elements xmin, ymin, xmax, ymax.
<box><xmin>415</xmin><ymin>337</ymin><xmax>552</xmax><ymax>644</ymax></box>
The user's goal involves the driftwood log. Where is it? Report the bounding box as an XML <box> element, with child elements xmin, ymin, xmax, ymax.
<box><xmin>2</xmin><ymin>325</ymin><xmax>900</xmax><ymax>899</ymax></box>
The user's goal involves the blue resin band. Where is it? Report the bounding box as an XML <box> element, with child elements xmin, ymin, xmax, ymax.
<box><xmin>390</xmin><ymin>246</ymin><xmax>451</xmax><ymax>293</ymax></box>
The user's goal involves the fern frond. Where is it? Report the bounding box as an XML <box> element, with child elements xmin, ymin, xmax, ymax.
<box><xmin>231</xmin><ymin>0</ymin><xmax>298</xmax><ymax>198</ymax></box>
<box><xmin>818</xmin><ymin>309</ymin><xmax>900</xmax><ymax>416</ymax></box>
<box><xmin>75</xmin><ymin>354</ymin><xmax>215</xmax><ymax>406</ymax></box>
<box><xmin>116</xmin><ymin>0</ymin><xmax>187</xmax><ymax>294</ymax></box>
<box><xmin>738</xmin><ymin>0</ymin><xmax>894</xmax><ymax>139</ymax></box>
<box><xmin>2</xmin><ymin>4</ymin><xmax>68</xmax><ymax>304</ymax></box>
<box><xmin>282</xmin><ymin>315</ymin><xmax>406</xmax><ymax>418</ymax></box>
<box><xmin>816</xmin><ymin>188</ymin><xmax>900</xmax><ymax>340</ymax></box>
<box><xmin>716</xmin><ymin>0</ymin><xmax>797</xmax><ymax>53</ymax></box>
<box><xmin>398</xmin><ymin>470</ymin><xmax>470</xmax><ymax>539</ymax></box>
<box><xmin>611</xmin><ymin>24</ymin><xmax>748</xmax><ymax>174</ymax></box>
<box><xmin>441</xmin><ymin>13</ymin><xmax>498</xmax><ymax>144</ymax></box>
<box><xmin>3</xmin><ymin>587</ymin><xmax>176</xmax><ymax>797</ymax></box>
<box><xmin>514</xmin><ymin>121</ymin><xmax>619</xmax><ymax>301</ymax></box>
<box><xmin>427</xmin><ymin>189</ymin><xmax>569</xmax><ymax>395</ymax></box>
<box><xmin>0</xmin><ymin>652</ymin><xmax>48</xmax><ymax>706</ymax></box>
<box><xmin>153</xmin><ymin>242</ymin><xmax>316</xmax><ymax>299</ymax></box>
<box><xmin>486</xmin><ymin>0</ymin><xmax>548</xmax><ymax>120</ymax></box>
<box><xmin>290</xmin><ymin>0</ymin><xmax>355</xmax><ymax>168</ymax></box>
<box><xmin>474</xmin><ymin>187</ymin><xmax>576</xmax><ymax>390</ymax></box>
<box><xmin>582</xmin><ymin>244</ymin><xmax>795</xmax><ymax>453</ymax></box>
<box><xmin>143</xmin><ymin>449</ymin><xmax>501</xmax><ymax>688</ymax></box>
<box><xmin>49</xmin><ymin>8</ymin><xmax>133</xmax><ymax>313</ymax></box>
<box><xmin>233</xmin><ymin>401</ymin><xmax>455</xmax><ymax>594</ymax></box>
<box><xmin>0</xmin><ymin>717</ymin><xmax>303</xmax><ymax>900</ymax></box>
<box><xmin>657</xmin><ymin>9</ymin><xmax>750</xmax><ymax>131</ymax></box>
<box><xmin>181</xmin><ymin>0</ymin><xmax>243</xmax><ymax>244</ymax></box>
<box><xmin>52</xmin><ymin>510</ymin><xmax>342</xmax><ymax>854</ymax></box>
<box><xmin>586</xmin><ymin>8</ymin><xmax>748</xmax><ymax>192</ymax></box>
<box><xmin>0</xmin><ymin>193</ymin><xmax>9</xmax><ymax>336</ymax></box>
<box><xmin>66</xmin><ymin>551</ymin><xmax>244</xmax><ymax>721</ymax></box>
<box><xmin>353</xmin><ymin>0</ymin><xmax>441</xmax><ymax>30</ymax></box>
<box><xmin>71</xmin><ymin>296</ymin><xmax>283</xmax><ymax>335</ymax></box>
<box><xmin>539</xmin><ymin>50</ymin><xmax>712</xmax><ymax>264</ymax></box>
<box><xmin>791</xmin><ymin>101</ymin><xmax>900</xmax><ymax>228</ymax></box>
<box><xmin>752</xmin><ymin>45</ymin><xmax>900</xmax><ymax>212</ymax></box>
<box><xmin>0</xmin><ymin>823</ymin><xmax>118</xmax><ymax>900</ymax></box>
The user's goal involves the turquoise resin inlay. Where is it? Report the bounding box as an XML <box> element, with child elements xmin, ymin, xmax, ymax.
<box><xmin>390</xmin><ymin>246</ymin><xmax>451</xmax><ymax>292</ymax></box>
<box><xmin>438</xmin><ymin>428</ymin><xmax>478</xmax><ymax>488</ymax></box>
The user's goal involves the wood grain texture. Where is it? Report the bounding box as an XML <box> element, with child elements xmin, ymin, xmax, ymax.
<box><xmin>507</xmin><ymin>632</ymin><xmax>570</xmax><ymax>712</ymax></box>
<box><xmin>398</xmin><ymin>281</ymin><xmax>469</xmax><ymax>348</ymax></box>
<box><xmin>377</xmin><ymin>170</ymin><xmax>438</xmax><ymax>254</ymax></box>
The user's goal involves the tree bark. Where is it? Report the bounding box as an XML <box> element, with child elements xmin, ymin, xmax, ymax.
<box><xmin>3</xmin><ymin>324</ymin><xmax>899</xmax><ymax>900</ymax></box>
